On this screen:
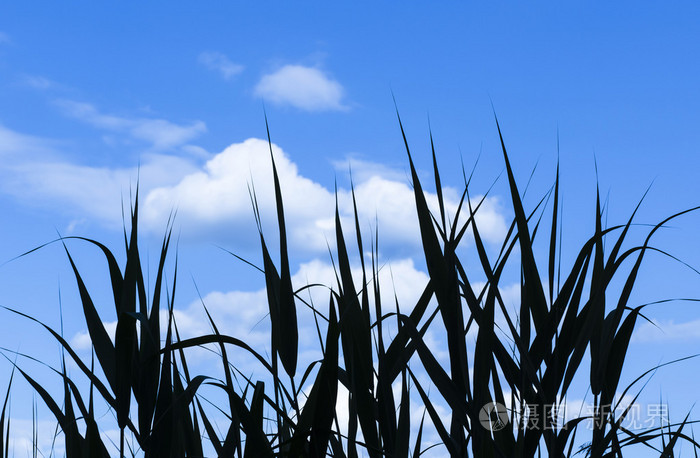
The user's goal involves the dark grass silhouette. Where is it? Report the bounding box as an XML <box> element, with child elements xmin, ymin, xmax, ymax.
<box><xmin>2</xmin><ymin>115</ymin><xmax>699</xmax><ymax>457</ymax></box>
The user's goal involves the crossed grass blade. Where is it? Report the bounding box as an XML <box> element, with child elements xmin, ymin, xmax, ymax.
<box><xmin>396</xmin><ymin>108</ymin><xmax>470</xmax><ymax>454</ymax></box>
<box><xmin>289</xmin><ymin>295</ymin><xmax>339</xmax><ymax>457</ymax></box>
<box><xmin>494</xmin><ymin>116</ymin><xmax>549</xmax><ymax>336</ymax></box>
<box><xmin>334</xmin><ymin>194</ymin><xmax>382</xmax><ymax>458</ymax></box>
<box><xmin>4</xmin><ymin>113</ymin><xmax>700</xmax><ymax>458</ymax></box>
<box><xmin>3</xmin><ymin>197</ymin><xmax>215</xmax><ymax>457</ymax></box>
<box><xmin>389</xmin><ymin>112</ymin><xmax>700</xmax><ymax>457</ymax></box>
<box><xmin>8</xmin><ymin>359</ymin><xmax>112</xmax><ymax>457</ymax></box>
<box><xmin>136</xmin><ymin>217</ymin><xmax>173</xmax><ymax>441</ymax></box>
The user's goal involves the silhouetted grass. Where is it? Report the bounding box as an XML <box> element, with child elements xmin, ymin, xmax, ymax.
<box><xmin>2</xmin><ymin>116</ymin><xmax>699</xmax><ymax>457</ymax></box>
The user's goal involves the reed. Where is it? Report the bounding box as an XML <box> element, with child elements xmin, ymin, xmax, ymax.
<box><xmin>2</xmin><ymin>115</ymin><xmax>698</xmax><ymax>457</ymax></box>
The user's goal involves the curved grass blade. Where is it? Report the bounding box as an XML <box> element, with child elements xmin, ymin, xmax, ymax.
<box><xmin>62</xmin><ymin>246</ymin><xmax>117</xmax><ymax>393</ymax></box>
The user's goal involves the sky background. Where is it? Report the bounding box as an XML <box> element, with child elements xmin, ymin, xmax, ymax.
<box><xmin>1</xmin><ymin>2</ymin><xmax>700</xmax><ymax>455</ymax></box>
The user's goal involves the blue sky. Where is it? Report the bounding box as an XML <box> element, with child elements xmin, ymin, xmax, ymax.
<box><xmin>1</xmin><ymin>2</ymin><xmax>700</xmax><ymax>455</ymax></box>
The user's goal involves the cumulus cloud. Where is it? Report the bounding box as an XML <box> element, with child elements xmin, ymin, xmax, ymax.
<box><xmin>254</xmin><ymin>65</ymin><xmax>347</xmax><ymax>112</ymax></box>
<box><xmin>168</xmin><ymin>258</ymin><xmax>430</xmax><ymax>345</ymax></box>
<box><xmin>198</xmin><ymin>51</ymin><xmax>244</xmax><ymax>80</ymax></box>
<box><xmin>68</xmin><ymin>255</ymin><xmax>432</xmax><ymax>376</ymax></box>
<box><xmin>72</xmin><ymin>320</ymin><xmax>118</xmax><ymax>350</ymax></box>
<box><xmin>333</xmin><ymin>156</ymin><xmax>408</xmax><ymax>183</ymax></box>
<box><xmin>142</xmin><ymin>138</ymin><xmax>508</xmax><ymax>254</ymax></box>
<box><xmin>0</xmin><ymin>124</ymin><xmax>507</xmax><ymax>252</ymax></box>
<box><xmin>143</xmin><ymin>137</ymin><xmax>334</xmax><ymax>250</ymax></box>
<box><xmin>55</xmin><ymin>99</ymin><xmax>206</xmax><ymax>151</ymax></box>
<box><xmin>65</xmin><ymin>251</ymin><xmax>549</xmax><ymax>457</ymax></box>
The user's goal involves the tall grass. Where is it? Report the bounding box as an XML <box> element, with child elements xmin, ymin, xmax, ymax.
<box><xmin>2</xmin><ymin>116</ymin><xmax>699</xmax><ymax>457</ymax></box>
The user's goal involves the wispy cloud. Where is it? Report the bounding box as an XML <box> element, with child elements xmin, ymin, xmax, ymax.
<box><xmin>0</xmin><ymin>127</ymin><xmax>507</xmax><ymax>252</ymax></box>
<box><xmin>254</xmin><ymin>65</ymin><xmax>348</xmax><ymax>112</ymax></box>
<box><xmin>0</xmin><ymin>124</ymin><xmax>55</xmax><ymax>157</ymax></box>
<box><xmin>0</xmin><ymin>31</ymin><xmax>9</xmax><ymax>44</ymax></box>
<box><xmin>0</xmin><ymin>124</ymin><xmax>199</xmax><ymax>228</ymax></box>
<box><xmin>6</xmin><ymin>157</ymin><xmax>197</xmax><ymax>226</ymax></box>
<box><xmin>198</xmin><ymin>51</ymin><xmax>244</xmax><ymax>80</ymax></box>
<box><xmin>633</xmin><ymin>318</ymin><xmax>700</xmax><ymax>343</ymax></box>
<box><xmin>21</xmin><ymin>75</ymin><xmax>56</xmax><ymax>90</ymax></box>
<box><xmin>55</xmin><ymin>99</ymin><xmax>206</xmax><ymax>151</ymax></box>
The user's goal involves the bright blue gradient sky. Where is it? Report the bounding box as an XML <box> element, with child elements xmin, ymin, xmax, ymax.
<box><xmin>1</xmin><ymin>2</ymin><xmax>700</xmax><ymax>455</ymax></box>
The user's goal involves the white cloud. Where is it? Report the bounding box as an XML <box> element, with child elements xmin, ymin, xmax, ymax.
<box><xmin>633</xmin><ymin>318</ymin><xmax>700</xmax><ymax>343</ymax></box>
<box><xmin>198</xmin><ymin>51</ymin><xmax>244</xmax><ymax>80</ymax></box>
<box><xmin>143</xmin><ymin>137</ymin><xmax>334</xmax><ymax>250</ymax></box>
<box><xmin>54</xmin><ymin>99</ymin><xmax>206</xmax><ymax>151</ymax></box>
<box><xmin>170</xmin><ymin>257</ymin><xmax>429</xmax><ymax>340</ymax></box>
<box><xmin>333</xmin><ymin>156</ymin><xmax>408</xmax><ymax>183</ymax></box>
<box><xmin>152</xmin><ymin>256</ymin><xmax>431</xmax><ymax>377</ymax></box>
<box><xmin>3</xmin><ymin>154</ymin><xmax>198</xmax><ymax>227</ymax></box>
<box><xmin>0</xmin><ymin>125</ymin><xmax>199</xmax><ymax>226</ymax></box>
<box><xmin>0</xmin><ymin>125</ymin><xmax>507</xmax><ymax>254</ymax></box>
<box><xmin>71</xmin><ymin>320</ymin><xmax>118</xmax><ymax>350</ymax></box>
<box><xmin>6</xmin><ymin>419</ymin><xmax>65</xmax><ymax>457</ymax></box>
<box><xmin>254</xmin><ymin>65</ymin><xmax>347</xmax><ymax>112</ymax></box>
<box><xmin>142</xmin><ymin>138</ymin><xmax>508</xmax><ymax>253</ymax></box>
<box><xmin>67</xmin><ymin>254</ymin><xmax>432</xmax><ymax>376</ymax></box>
<box><xmin>0</xmin><ymin>124</ymin><xmax>55</xmax><ymax>157</ymax></box>
<box><xmin>21</xmin><ymin>75</ymin><xmax>56</xmax><ymax>90</ymax></box>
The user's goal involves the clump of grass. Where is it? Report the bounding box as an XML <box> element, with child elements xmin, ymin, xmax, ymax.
<box><xmin>2</xmin><ymin>115</ymin><xmax>700</xmax><ymax>457</ymax></box>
